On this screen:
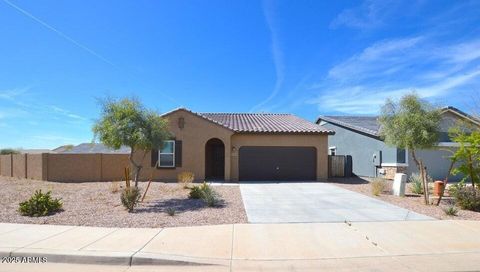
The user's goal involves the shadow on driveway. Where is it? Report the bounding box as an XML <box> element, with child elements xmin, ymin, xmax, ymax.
<box><xmin>326</xmin><ymin>177</ymin><xmax>370</xmax><ymax>185</ymax></box>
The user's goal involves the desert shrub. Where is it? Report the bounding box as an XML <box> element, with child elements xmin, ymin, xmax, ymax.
<box><xmin>443</xmin><ymin>205</ymin><xmax>458</xmax><ymax>216</ymax></box>
<box><xmin>409</xmin><ymin>173</ymin><xmax>424</xmax><ymax>194</ymax></box>
<box><xmin>121</xmin><ymin>187</ymin><xmax>141</xmax><ymax>212</ymax></box>
<box><xmin>189</xmin><ymin>182</ymin><xmax>221</xmax><ymax>207</ymax></box>
<box><xmin>166</xmin><ymin>207</ymin><xmax>176</xmax><ymax>216</ymax></box>
<box><xmin>371</xmin><ymin>178</ymin><xmax>386</xmax><ymax>196</ymax></box>
<box><xmin>448</xmin><ymin>182</ymin><xmax>461</xmax><ymax>196</ymax></box>
<box><xmin>110</xmin><ymin>181</ymin><xmax>121</xmax><ymax>193</ymax></box>
<box><xmin>450</xmin><ymin>184</ymin><xmax>480</xmax><ymax>211</ymax></box>
<box><xmin>19</xmin><ymin>190</ymin><xmax>62</xmax><ymax>217</ymax></box>
<box><xmin>199</xmin><ymin>184</ymin><xmax>220</xmax><ymax>207</ymax></box>
<box><xmin>189</xmin><ymin>185</ymin><xmax>203</xmax><ymax>199</ymax></box>
<box><xmin>177</xmin><ymin>171</ymin><xmax>195</xmax><ymax>189</ymax></box>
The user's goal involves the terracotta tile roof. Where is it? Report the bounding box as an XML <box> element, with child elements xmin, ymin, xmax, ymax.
<box><xmin>163</xmin><ymin>108</ymin><xmax>334</xmax><ymax>134</ymax></box>
<box><xmin>200</xmin><ymin>112</ymin><xmax>333</xmax><ymax>134</ymax></box>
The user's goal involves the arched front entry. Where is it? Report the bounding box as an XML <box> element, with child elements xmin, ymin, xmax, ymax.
<box><xmin>205</xmin><ymin>138</ymin><xmax>225</xmax><ymax>180</ymax></box>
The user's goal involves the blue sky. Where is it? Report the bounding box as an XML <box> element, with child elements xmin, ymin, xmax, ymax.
<box><xmin>0</xmin><ymin>0</ymin><xmax>479</xmax><ymax>149</ymax></box>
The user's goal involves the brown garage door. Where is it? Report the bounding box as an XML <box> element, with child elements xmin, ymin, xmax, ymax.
<box><xmin>239</xmin><ymin>146</ymin><xmax>316</xmax><ymax>181</ymax></box>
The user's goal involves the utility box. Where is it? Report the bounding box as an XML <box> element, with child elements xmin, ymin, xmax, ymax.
<box><xmin>393</xmin><ymin>173</ymin><xmax>407</xmax><ymax>197</ymax></box>
<box><xmin>372</xmin><ymin>151</ymin><xmax>382</xmax><ymax>167</ymax></box>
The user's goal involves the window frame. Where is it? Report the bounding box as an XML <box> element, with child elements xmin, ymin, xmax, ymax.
<box><xmin>158</xmin><ymin>140</ymin><xmax>175</xmax><ymax>168</ymax></box>
<box><xmin>381</xmin><ymin>148</ymin><xmax>409</xmax><ymax>167</ymax></box>
<box><xmin>396</xmin><ymin>148</ymin><xmax>407</xmax><ymax>164</ymax></box>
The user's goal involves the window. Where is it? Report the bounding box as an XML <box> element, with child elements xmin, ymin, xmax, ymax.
<box><xmin>397</xmin><ymin>148</ymin><xmax>406</xmax><ymax>164</ymax></box>
<box><xmin>329</xmin><ymin>146</ymin><xmax>336</xmax><ymax>156</ymax></box>
<box><xmin>159</xmin><ymin>140</ymin><xmax>175</xmax><ymax>167</ymax></box>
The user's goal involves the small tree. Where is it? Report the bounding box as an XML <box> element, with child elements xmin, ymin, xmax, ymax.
<box><xmin>93</xmin><ymin>97</ymin><xmax>170</xmax><ymax>187</ymax></box>
<box><xmin>0</xmin><ymin>148</ymin><xmax>19</xmax><ymax>155</ymax></box>
<box><xmin>449</xmin><ymin>125</ymin><xmax>480</xmax><ymax>188</ymax></box>
<box><xmin>379</xmin><ymin>93</ymin><xmax>441</xmax><ymax>204</ymax></box>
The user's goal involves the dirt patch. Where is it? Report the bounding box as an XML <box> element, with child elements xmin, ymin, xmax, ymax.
<box><xmin>0</xmin><ymin>177</ymin><xmax>247</xmax><ymax>228</ymax></box>
<box><xmin>329</xmin><ymin>177</ymin><xmax>480</xmax><ymax>220</ymax></box>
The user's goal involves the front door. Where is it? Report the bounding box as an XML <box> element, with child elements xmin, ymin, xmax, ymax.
<box><xmin>205</xmin><ymin>138</ymin><xmax>225</xmax><ymax>180</ymax></box>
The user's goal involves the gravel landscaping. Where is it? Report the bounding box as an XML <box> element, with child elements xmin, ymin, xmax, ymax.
<box><xmin>0</xmin><ymin>177</ymin><xmax>247</xmax><ymax>228</ymax></box>
<box><xmin>330</xmin><ymin>177</ymin><xmax>480</xmax><ymax>220</ymax></box>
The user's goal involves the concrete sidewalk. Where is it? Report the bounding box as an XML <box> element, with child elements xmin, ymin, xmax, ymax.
<box><xmin>1</xmin><ymin>221</ymin><xmax>480</xmax><ymax>271</ymax></box>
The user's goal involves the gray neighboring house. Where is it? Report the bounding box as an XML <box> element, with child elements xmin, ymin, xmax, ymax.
<box><xmin>316</xmin><ymin>107</ymin><xmax>480</xmax><ymax>181</ymax></box>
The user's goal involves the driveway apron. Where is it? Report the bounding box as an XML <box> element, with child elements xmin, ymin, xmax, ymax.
<box><xmin>239</xmin><ymin>182</ymin><xmax>433</xmax><ymax>223</ymax></box>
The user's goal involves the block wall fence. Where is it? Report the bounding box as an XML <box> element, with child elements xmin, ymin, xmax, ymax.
<box><xmin>0</xmin><ymin>153</ymin><xmax>129</xmax><ymax>182</ymax></box>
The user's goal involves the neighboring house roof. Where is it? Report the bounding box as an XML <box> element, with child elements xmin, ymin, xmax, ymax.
<box><xmin>55</xmin><ymin>143</ymin><xmax>131</xmax><ymax>154</ymax></box>
<box><xmin>163</xmin><ymin>108</ymin><xmax>334</xmax><ymax>134</ymax></box>
<box><xmin>316</xmin><ymin>106</ymin><xmax>479</xmax><ymax>137</ymax></box>
<box><xmin>442</xmin><ymin>106</ymin><xmax>480</xmax><ymax>126</ymax></box>
<box><xmin>52</xmin><ymin>145</ymin><xmax>74</xmax><ymax>153</ymax></box>
<box><xmin>318</xmin><ymin>116</ymin><xmax>379</xmax><ymax>137</ymax></box>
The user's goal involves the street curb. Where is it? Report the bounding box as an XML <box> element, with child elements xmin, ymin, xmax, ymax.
<box><xmin>132</xmin><ymin>252</ymin><xmax>230</xmax><ymax>266</ymax></box>
<box><xmin>10</xmin><ymin>249</ymin><xmax>132</xmax><ymax>266</ymax></box>
<box><xmin>4</xmin><ymin>249</ymin><xmax>229</xmax><ymax>267</ymax></box>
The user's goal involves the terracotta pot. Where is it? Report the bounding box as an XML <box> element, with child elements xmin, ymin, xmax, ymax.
<box><xmin>433</xmin><ymin>180</ymin><xmax>445</xmax><ymax>196</ymax></box>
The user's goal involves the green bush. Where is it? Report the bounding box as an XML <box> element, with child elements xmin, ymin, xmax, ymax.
<box><xmin>199</xmin><ymin>184</ymin><xmax>220</xmax><ymax>207</ymax></box>
<box><xmin>409</xmin><ymin>173</ymin><xmax>424</xmax><ymax>194</ymax></box>
<box><xmin>443</xmin><ymin>205</ymin><xmax>458</xmax><ymax>216</ymax></box>
<box><xmin>189</xmin><ymin>185</ymin><xmax>203</xmax><ymax>199</ymax></box>
<box><xmin>450</xmin><ymin>184</ymin><xmax>480</xmax><ymax>211</ymax></box>
<box><xmin>371</xmin><ymin>178</ymin><xmax>386</xmax><ymax>196</ymax></box>
<box><xmin>19</xmin><ymin>190</ymin><xmax>62</xmax><ymax>217</ymax></box>
<box><xmin>189</xmin><ymin>182</ymin><xmax>221</xmax><ymax>207</ymax></box>
<box><xmin>166</xmin><ymin>207</ymin><xmax>176</xmax><ymax>216</ymax></box>
<box><xmin>121</xmin><ymin>187</ymin><xmax>141</xmax><ymax>212</ymax></box>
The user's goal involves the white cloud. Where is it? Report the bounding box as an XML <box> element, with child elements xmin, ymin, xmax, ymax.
<box><xmin>250</xmin><ymin>0</ymin><xmax>285</xmax><ymax>112</ymax></box>
<box><xmin>308</xmin><ymin>86</ymin><xmax>411</xmax><ymax>114</ymax></box>
<box><xmin>330</xmin><ymin>0</ymin><xmax>402</xmax><ymax>29</ymax></box>
<box><xmin>309</xmin><ymin>67</ymin><xmax>480</xmax><ymax>114</ymax></box>
<box><xmin>326</xmin><ymin>37</ymin><xmax>424</xmax><ymax>81</ymax></box>
<box><xmin>437</xmin><ymin>39</ymin><xmax>480</xmax><ymax>64</ymax></box>
<box><xmin>0</xmin><ymin>87</ymin><xmax>29</xmax><ymax>100</ymax></box>
<box><xmin>0</xmin><ymin>108</ymin><xmax>29</xmax><ymax>119</ymax></box>
<box><xmin>0</xmin><ymin>87</ymin><xmax>87</xmax><ymax>125</ymax></box>
<box><xmin>308</xmin><ymin>34</ymin><xmax>480</xmax><ymax>115</ymax></box>
<box><xmin>48</xmin><ymin>105</ymin><xmax>86</xmax><ymax>121</ymax></box>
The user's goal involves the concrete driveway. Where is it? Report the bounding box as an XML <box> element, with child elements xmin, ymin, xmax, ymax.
<box><xmin>240</xmin><ymin>182</ymin><xmax>433</xmax><ymax>223</ymax></box>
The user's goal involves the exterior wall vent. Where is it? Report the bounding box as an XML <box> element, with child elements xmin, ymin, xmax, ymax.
<box><xmin>178</xmin><ymin>117</ymin><xmax>185</xmax><ymax>129</ymax></box>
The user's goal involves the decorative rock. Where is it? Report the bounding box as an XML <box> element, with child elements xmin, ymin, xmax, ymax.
<box><xmin>392</xmin><ymin>173</ymin><xmax>407</xmax><ymax>197</ymax></box>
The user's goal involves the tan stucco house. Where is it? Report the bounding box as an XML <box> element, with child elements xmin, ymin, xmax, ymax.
<box><xmin>140</xmin><ymin>108</ymin><xmax>334</xmax><ymax>182</ymax></box>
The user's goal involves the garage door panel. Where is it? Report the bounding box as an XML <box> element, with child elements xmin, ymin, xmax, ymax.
<box><xmin>239</xmin><ymin>146</ymin><xmax>316</xmax><ymax>181</ymax></box>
